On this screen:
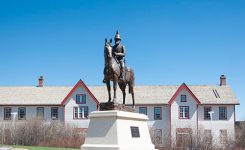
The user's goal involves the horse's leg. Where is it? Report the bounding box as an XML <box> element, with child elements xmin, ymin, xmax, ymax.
<box><xmin>122</xmin><ymin>87</ymin><xmax>126</xmax><ymax>105</ymax></box>
<box><xmin>119</xmin><ymin>83</ymin><xmax>126</xmax><ymax>105</ymax></box>
<box><xmin>106</xmin><ymin>81</ymin><xmax>111</xmax><ymax>102</ymax></box>
<box><xmin>130</xmin><ymin>84</ymin><xmax>135</xmax><ymax>108</ymax></box>
<box><xmin>113</xmin><ymin>79</ymin><xmax>117</xmax><ymax>102</ymax></box>
<box><xmin>132</xmin><ymin>92</ymin><xmax>135</xmax><ymax>108</ymax></box>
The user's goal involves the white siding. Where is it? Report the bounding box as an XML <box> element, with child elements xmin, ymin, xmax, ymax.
<box><xmin>0</xmin><ymin>85</ymin><xmax>237</xmax><ymax>147</ymax></box>
<box><xmin>64</xmin><ymin>86</ymin><xmax>98</xmax><ymax>128</ymax></box>
<box><xmin>171</xmin><ymin>89</ymin><xmax>198</xmax><ymax>140</ymax></box>
<box><xmin>0</xmin><ymin>106</ymin><xmax>64</xmax><ymax>122</ymax></box>
<box><xmin>198</xmin><ymin>105</ymin><xmax>235</xmax><ymax>144</ymax></box>
<box><xmin>136</xmin><ymin>105</ymin><xmax>170</xmax><ymax>145</ymax></box>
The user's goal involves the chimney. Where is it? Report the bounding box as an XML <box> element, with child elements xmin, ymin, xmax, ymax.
<box><xmin>38</xmin><ymin>76</ymin><xmax>44</xmax><ymax>87</ymax></box>
<box><xmin>220</xmin><ymin>75</ymin><xmax>226</xmax><ymax>86</ymax></box>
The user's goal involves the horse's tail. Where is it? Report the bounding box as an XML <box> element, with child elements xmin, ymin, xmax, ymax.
<box><xmin>128</xmin><ymin>69</ymin><xmax>135</xmax><ymax>94</ymax></box>
<box><xmin>131</xmin><ymin>69</ymin><xmax>135</xmax><ymax>86</ymax></box>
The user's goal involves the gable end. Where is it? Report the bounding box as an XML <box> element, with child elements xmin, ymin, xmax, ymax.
<box><xmin>61</xmin><ymin>79</ymin><xmax>99</xmax><ymax>105</ymax></box>
<box><xmin>168</xmin><ymin>83</ymin><xmax>201</xmax><ymax>106</ymax></box>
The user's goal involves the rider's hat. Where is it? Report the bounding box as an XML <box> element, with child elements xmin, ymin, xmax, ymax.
<box><xmin>114</xmin><ymin>30</ymin><xmax>121</xmax><ymax>40</ymax></box>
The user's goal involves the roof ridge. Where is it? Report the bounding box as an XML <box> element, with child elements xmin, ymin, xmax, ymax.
<box><xmin>0</xmin><ymin>85</ymin><xmax>231</xmax><ymax>88</ymax></box>
<box><xmin>0</xmin><ymin>86</ymin><xmax>73</xmax><ymax>87</ymax></box>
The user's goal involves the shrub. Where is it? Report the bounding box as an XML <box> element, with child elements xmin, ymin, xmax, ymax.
<box><xmin>0</xmin><ymin>119</ymin><xmax>85</xmax><ymax>148</ymax></box>
<box><xmin>236</xmin><ymin>122</ymin><xmax>245</xmax><ymax>148</ymax></box>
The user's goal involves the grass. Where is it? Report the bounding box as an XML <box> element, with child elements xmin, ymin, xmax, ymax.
<box><xmin>0</xmin><ymin>144</ymin><xmax>79</xmax><ymax>150</ymax></box>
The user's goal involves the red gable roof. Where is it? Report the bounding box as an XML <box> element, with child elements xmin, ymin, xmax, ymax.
<box><xmin>61</xmin><ymin>79</ymin><xmax>100</xmax><ymax>105</ymax></box>
<box><xmin>168</xmin><ymin>83</ymin><xmax>201</xmax><ymax>106</ymax></box>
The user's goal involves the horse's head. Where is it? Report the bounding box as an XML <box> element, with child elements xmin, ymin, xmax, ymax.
<box><xmin>104</xmin><ymin>38</ymin><xmax>113</xmax><ymax>58</ymax></box>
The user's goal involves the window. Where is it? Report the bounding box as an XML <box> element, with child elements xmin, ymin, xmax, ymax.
<box><xmin>204</xmin><ymin>130</ymin><xmax>212</xmax><ymax>144</ymax></box>
<box><xmin>74</xmin><ymin>106</ymin><xmax>89</xmax><ymax>119</ymax></box>
<box><xmin>179</xmin><ymin>106</ymin><xmax>189</xmax><ymax>119</ymax></box>
<box><xmin>139</xmin><ymin>107</ymin><xmax>147</xmax><ymax>115</ymax></box>
<box><xmin>220</xmin><ymin>129</ymin><xmax>227</xmax><ymax>143</ymax></box>
<box><xmin>76</xmin><ymin>94</ymin><xmax>86</xmax><ymax>104</ymax></box>
<box><xmin>51</xmin><ymin>107</ymin><xmax>58</xmax><ymax>120</ymax></box>
<box><xmin>181</xmin><ymin>95</ymin><xmax>187</xmax><ymax>102</ymax></box>
<box><xmin>219</xmin><ymin>107</ymin><xmax>227</xmax><ymax>120</ymax></box>
<box><xmin>204</xmin><ymin>107</ymin><xmax>212</xmax><ymax>120</ymax></box>
<box><xmin>154</xmin><ymin>107</ymin><xmax>162</xmax><ymax>120</ymax></box>
<box><xmin>74</xmin><ymin>107</ymin><xmax>78</xmax><ymax>118</ymax></box>
<box><xmin>37</xmin><ymin>107</ymin><xmax>44</xmax><ymax>119</ymax></box>
<box><xmin>18</xmin><ymin>107</ymin><xmax>26</xmax><ymax>120</ymax></box>
<box><xmin>4</xmin><ymin>107</ymin><xmax>12</xmax><ymax>120</ymax></box>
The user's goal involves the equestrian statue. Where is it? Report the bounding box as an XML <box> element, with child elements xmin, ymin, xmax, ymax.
<box><xmin>103</xmin><ymin>31</ymin><xmax>135</xmax><ymax>107</ymax></box>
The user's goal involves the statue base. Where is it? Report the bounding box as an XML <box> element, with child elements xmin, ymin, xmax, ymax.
<box><xmin>99</xmin><ymin>102</ymin><xmax>136</xmax><ymax>112</ymax></box>
<box><xmin>81</xmin><ymin>110</ymin><xmax>157</xmax><ymax>150</ymax></box>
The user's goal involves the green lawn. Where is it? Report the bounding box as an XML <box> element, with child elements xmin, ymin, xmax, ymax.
<box><xmin>0</xmin><ymin>144</ymin><xmax>79</xmax><ymax>150</ymax></box>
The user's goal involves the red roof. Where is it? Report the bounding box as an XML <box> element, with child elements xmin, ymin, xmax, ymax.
<box><xmin>168</xmin><ymin>83</ymin><xmax>201</xmax><ymax>105</ymax></box>
<box><xmin>61</xmin><ymin>79</ymin><xmax>100</xmax><ymax>105</ymax></box>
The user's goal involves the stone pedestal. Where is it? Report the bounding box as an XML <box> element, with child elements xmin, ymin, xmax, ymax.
<box><xmin>81</xmin><ymin>110</ymin><xmax>156</xmax><ymax>150</ymax></box>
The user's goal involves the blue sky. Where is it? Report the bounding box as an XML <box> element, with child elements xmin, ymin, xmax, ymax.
<box><xmin>0</xmin><ymin>0</ymin><xmax>244</xmax><ymax>120</ymax></box>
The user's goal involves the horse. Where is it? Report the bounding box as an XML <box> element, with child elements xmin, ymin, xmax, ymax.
<box><xmin>103</xmin><ymin>38</ymin><xmax>135</xmax><ymax>107</ymax></box>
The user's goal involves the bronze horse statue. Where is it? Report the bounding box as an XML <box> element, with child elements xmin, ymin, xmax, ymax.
<box><xmin>104</xmin><ymin>39</ymin><xmax>135</xmax><ymax>107</ymax></box>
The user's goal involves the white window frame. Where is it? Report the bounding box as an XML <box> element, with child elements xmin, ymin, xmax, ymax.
<box><xmin>179</xmin><ymin>106</ymin><xmax>189</xmax><ymax>119</ymax></box>
<box><xmin>73</xmin><ymin>106</ymin><xmax>89</xmax><ymax>119</ymax></box>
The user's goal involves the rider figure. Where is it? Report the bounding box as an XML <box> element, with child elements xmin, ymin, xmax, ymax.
<box><xmin>102</xmin><ymin>31</ymin><xmax>126</xmax><ymax>83</ymax></box>
<box><xmin>112</xmin><ymin>31</ymin><xmax>126</xmax><ymax>81</ymax></box>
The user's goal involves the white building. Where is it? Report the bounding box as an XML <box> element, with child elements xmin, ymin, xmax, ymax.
<box><xmin>0</xmin><ymin>75</ymin><xmax>239</xmax><ymax>146</ymax></box>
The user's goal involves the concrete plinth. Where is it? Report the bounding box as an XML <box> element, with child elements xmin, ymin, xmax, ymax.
<box><xmin>81</xmin><ymin>110</ymin><xmax>156</xmax><ymax>150</ymax></box>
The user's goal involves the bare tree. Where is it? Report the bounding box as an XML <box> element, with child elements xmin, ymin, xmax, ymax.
<box><xmin>236</xmin><ymin>121</ymin><xmax>245</xmax><ymax>148</ymax></box>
